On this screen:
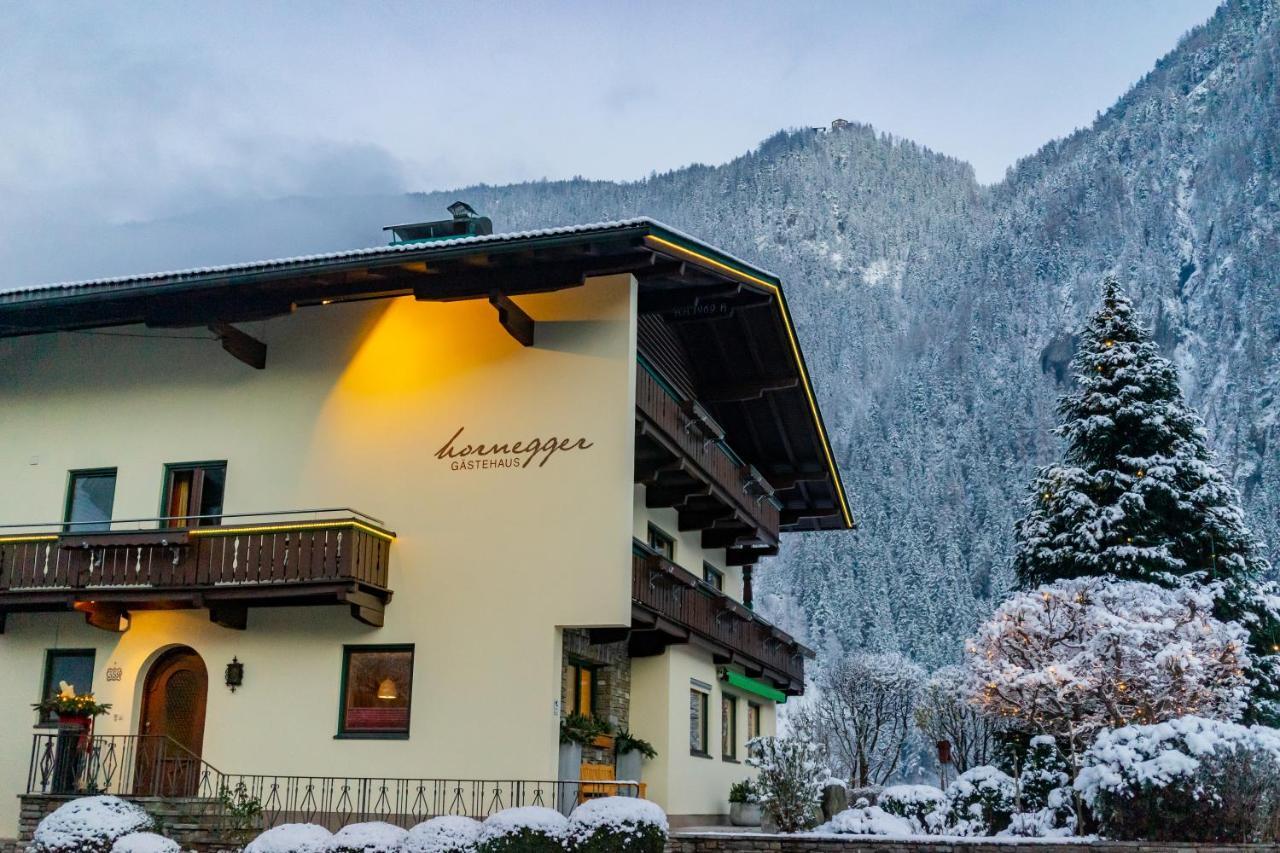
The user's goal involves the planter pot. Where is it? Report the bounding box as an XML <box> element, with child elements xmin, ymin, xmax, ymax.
<box><xmin>557</xmin><ymin>741</ymin><xmax>583</xmax><ymax>817</ymax></box>
<box><xmin>730</xmin><ymin>802</ymin><xmax>763</xmax><ymax>827</ymax></box>
<box><xmin>615</xmin><ymin>750</ymin><xmax>643</xmax><ymax>790</ymax></box>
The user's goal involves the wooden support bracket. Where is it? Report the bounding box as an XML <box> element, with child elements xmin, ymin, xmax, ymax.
<box><xmin>489</xmin><ymin>292</ymin><xmax>534</xmax><ymax>346</ymax></box>
<box><xmin>210</xmin><ymin>603</ymin><xmax>249</xmax><ymax>631</ymax></box>
<box><xmin>208</xmin><ymin>323</ymin><xmax>267</xmax><ymax>370</ymax></box>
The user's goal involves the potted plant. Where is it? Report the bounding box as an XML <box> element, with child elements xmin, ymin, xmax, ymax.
<box><xmin>729</xmin><ymin>778</ymin><xmax>763</xmax><ymax>827</ymax></box>
<box><xmin>33</xmin><ymin>682</ymin><xmax>112</xmax><ymax>730</ymax></box>
<box><xmin>558</xmin><ymin>714</ymin><xmax>608</xmax><ymax>815</ymax></box>
<box><xmin>613</xmin><ymin>728</ymin><xmax>657</xmax><ymax>789</ymax></box>
<box><xmin>33</xmin><ymin>683</ymin><xmax>112</xmax><ymax>794</ymax></box>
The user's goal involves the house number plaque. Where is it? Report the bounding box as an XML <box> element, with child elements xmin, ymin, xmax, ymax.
<box><xmin>105</xmin><ymin>666</ymin><xmax>123</xmax><ymax>682</ymax></box>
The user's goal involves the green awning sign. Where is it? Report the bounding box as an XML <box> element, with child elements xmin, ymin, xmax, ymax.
<box><xmin>721</xmin><ymin>670</ymin><xmax>787</xmax><ymax>704</ymax></box>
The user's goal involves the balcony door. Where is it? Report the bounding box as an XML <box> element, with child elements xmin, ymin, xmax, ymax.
<box><xmin>136</xmin><ymin>647</ymin><xmax>208</xmax><ymax>797</ymax></box>
<box><xmin>162</xmin><ymin>462</ymin><xmax>226</xmax><ymax>527</ymax></box>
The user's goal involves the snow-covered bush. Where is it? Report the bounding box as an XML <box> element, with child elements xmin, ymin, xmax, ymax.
<box><xmin>915</xmin><ymin>665</ymin><xmax>1003</xmax><ymax>773</ymax></box>
<box><xmin>29</xmin><ymin>796</ymin><xmax>154</xmax><ymax>853</ymax></box>
<box><xmin>966</xmin><ymin>578</ymin><xmax>1251</xmax><ymax>752</ymax></box>
<box><xmin>876</xmin><ymin>785</ymin><xmax>946</xmax><ymax>833</ymax></box>
<box><xmin>244</xmin><ymin>823</ymin><xmax>333</xmax><ymax>853</ymax></box>
<box><xmin>1077</xmin><ymin>716</ymin><xmax>1280</xmax><ymax>841</ymax></box>
<box><xmin>475</xmin><ymin>807</ymin><xmax>567</xmax><ymax>853</ymax></box>
<box><xmin>565</xmin><ymin>797</ymin><xmax>668</xmax><ymax>852</ymax></box>
<box><xmin>325</xmin><ymin>820</ymin><xmax>406</xmax><ymax>852</ymax></box>
<box><xmin>944</xmin><ymin>765</ymin><xmax>1016</xmax><ymax>836</ymax></box>
<box><xmin>402</xmin><ymin>816</ymin><xmax>481</xmax><ymax>853</ymax></box>
<box><xmin>747</xmin><ymin>736</ymin><xmax>827</xmax><ymax>833</ymax></box>
<box><xmin>110</xmin><ymin>833</ymin><xmax>180</xmax><ymax>853</ymax></box>
<box><xmin>1002</xmin><ymin>735</ymin><xmax>1075</xmax><ymax>836</ymax></box>
<box><xmin>814</xmin><ymin>804</ymin><xmax>912</xmax><ymax>836</ymax></box>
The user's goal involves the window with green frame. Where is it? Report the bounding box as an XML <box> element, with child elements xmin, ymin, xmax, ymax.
<box><xmin>39</xmin><ymin>649</ymin><xmax>95</xmax><ymax>724</ymax></box>
<box><xmin>689</xmin><ymin>688</ymin><xmax>709</xmax><ymax>756</ymax></box>
<box><xmin>647</xmin><ymin>524</ymin><xmax>675</xmax><ymax>559</ymax></box>
<box><xmin>721</xmin><ymin>693</ymin><xmax>738</xmax><ymax>760</ymax></box>
<box><xmin>338</xmin><ymin>645</ymin><xmax>414</xmax><ymax>738</ymax></box>
<box><xmin>64</xmin><ymin>469</ymin><xmax>116</xmax><ymax>533</ymax></box>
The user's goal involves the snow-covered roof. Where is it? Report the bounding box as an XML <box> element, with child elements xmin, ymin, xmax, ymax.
<box><xmin>0</xmin><ymin>217</ymin><xmax>779</xmax><ymax>304</ymax></box>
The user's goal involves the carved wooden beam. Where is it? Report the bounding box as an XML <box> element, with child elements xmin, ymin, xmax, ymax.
<box><xmin>488</xmin><ymin>292</ymin><xmax>534</xmax><ymax>346</ymax></box>
<box><xmin>702</xmin><ymin>375</ymin><xmax>800</xmax><ymax>404</ymax></box>
<box><xmin>209</xmin><ymin>603</ymin><xmax>248</xmax><ymax>631</ymax></box>
<box><xmin>207</xmin><ymin>323</ymin><xmax>267</xmax><ymax>370</ymax></box>
<box><xmin>726</xmin><ymin>545</ymin><xmax>779</xmax><ymax>566</ymax></box>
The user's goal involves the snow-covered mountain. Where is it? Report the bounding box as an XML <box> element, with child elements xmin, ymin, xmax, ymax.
<box><xmin>4</xmin><ymin>0</ymin><xmax>1275</xmax><ymax>671</ymax></box>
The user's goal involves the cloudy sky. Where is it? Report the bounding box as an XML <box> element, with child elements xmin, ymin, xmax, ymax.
<box><xmin>2</xmin><ymin>0</ymin><xmax>1220</xmax><ymax>235</ymax></box>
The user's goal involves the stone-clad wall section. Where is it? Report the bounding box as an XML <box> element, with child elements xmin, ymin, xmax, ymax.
<box><xmin>664</xmin><ymin>836</ymin><xmax>1280</xmax><ymax>853</ymax></box>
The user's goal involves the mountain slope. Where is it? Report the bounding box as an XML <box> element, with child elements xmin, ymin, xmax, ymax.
<box><xmin>3</xmin><ymin>1</ymin><xmax>1275</xmax><ymax>671</ymax></box>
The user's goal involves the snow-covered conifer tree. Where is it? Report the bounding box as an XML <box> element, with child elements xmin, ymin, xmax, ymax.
<box><xmin>1013</xmin><ymin>280</ymin><xmax>1280</xmax><ymax>722</ymax></box>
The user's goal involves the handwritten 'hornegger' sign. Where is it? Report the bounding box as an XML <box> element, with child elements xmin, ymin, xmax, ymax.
<box><xmin>435</xmin><ymin>427</ymin><xmax>595</xmax><ymax>471</ymax></box>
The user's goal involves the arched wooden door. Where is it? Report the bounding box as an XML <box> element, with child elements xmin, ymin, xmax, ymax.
<box><xmin>135</xmin><ymin>647</ymin><xmax>208</xmax><ymax>797</ymax></box>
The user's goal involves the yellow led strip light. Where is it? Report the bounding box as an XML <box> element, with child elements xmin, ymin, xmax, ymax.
<box><xmin>0</xmin><ymin>534</ymin><xmax>59</xmax><ymax>544</ymax></box>
<box><xmin>643</xmin><ymin>234</ymin><xmax>854</xmax><ymax>528</ymax></box>
<box><xmin>189</xmin><ymin>520</ymin><xmax>396</xmax><ymax>543</ymax></box>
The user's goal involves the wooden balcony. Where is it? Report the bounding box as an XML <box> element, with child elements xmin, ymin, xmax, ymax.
<box><xmin>630</xmin><ymin>543</ymin><xmax>811</xmax><ymax>694</ymax></box>
<box><xmin>0</xmin><ymin>512</ymin><xmax>395</xmax><ymax>630</ymax></box>
<box><xmin>635</xmin><ymin>363</ymin><xmax>781</xmax><ymax>553</ymax></box>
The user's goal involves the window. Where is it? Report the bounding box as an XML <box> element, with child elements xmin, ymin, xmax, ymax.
<box><xmin>647</xmin><ymin>524</ymin><xmax>675</xmax><ymax>559</ymax></box>
<box><xmin>689</xmin><ymin>689</ymin><xmax>709</xmax><ymax>756</ymax></box>
<box><xmin>703</xmin><ymin>563</ymin><xmax>724</xmax><ymax>591</ymax></box>
<box><xmin>338</xmin><ymin>645</ymin><xmax>414</xmax><ymax>738</ymax></box>
<box><xmin>64</xmin><ymin>469</ymin><xmax>116</xmax><ymax>533</ymax></box>
<box><xmin>39</xmin><ymin>650</ymin><xmax>95</xmax><ymax>724</ymax></box>
<box><xmin>747</xmin><ymin>702</ymin><xmax>762</xmax><ymax>741</ymax></box>
<box><xmin>721</xmin><ymin>694</ymin><xmax>738</xmax><ymax>760</ymax></box>
<box><xmin>562</xmin><ymin>661</ymin><xmax>597</xmax><ymax>718</ymax></box>
<box><xmin>162</xmin><ymin>462</ymin><xmax>227</xmax><ymax>527</ymax></box>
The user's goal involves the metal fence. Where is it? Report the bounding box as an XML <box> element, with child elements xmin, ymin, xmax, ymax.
<box><xmin>27</xmin><ymin>732</ymin><xmax>639</xmax><ymax>830</ymax></box>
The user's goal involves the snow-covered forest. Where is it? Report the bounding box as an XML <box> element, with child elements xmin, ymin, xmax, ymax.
<box><xmin>405</xmin><ymin>0</ymin><xmax>1280</xmax><ymax>672</ymax></box>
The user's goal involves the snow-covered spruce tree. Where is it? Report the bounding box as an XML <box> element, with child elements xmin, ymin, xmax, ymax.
<box><xmin>1013</xmin><ymin>280</ymin><xmax>1280</xmax><ymax>723</ymax></box>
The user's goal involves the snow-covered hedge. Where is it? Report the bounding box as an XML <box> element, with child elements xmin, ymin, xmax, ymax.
<box><xmin>29</xmin><ymin>796</ymin><xmax>155</xmax><ymax>853</ymax></box>
<box><xmin>944</xmin><ymin>765</ymin><xmax>1016</xmax><ymax>836</ymax></box>
<box><xmin>876</xmin><ymin>785</ymin><xmax>946</xmax><ymax>834</ymax></box>
<box><xmin>402</xmin><ymin>816</ymin><xmax>481</xmax><ymax>853</ymax></box>
<box><xmin>1077</xmin><ymin>715</ymin><xmax>1280</xmax><ymax>842</ymax></box>
<box><xmin>475</xmin><ymin>806</ymin><xmax>567</xmax><ymax>853</ymax></box>
<box><xmin>325</xmin><ymin>820</ymin><xmax>407</xmax><ymax>852</ymax></box>
<box><xmin>244</xmin><ymin>823</ymin><xmax>333</xmax><ymax>853</ymax></box>
<box><xmin>814</xmin><ymin>804</ymin><xmax>912</xmax><ymax>836</ymax></box>
<box><xmin>565</xmin><ymin>797</ymin><xmax>667</xmax><ymax>852</ymax></box>
<box><xmin>109</xmin><ymin>833</ymin><xmax>181</xmax><ymax>853</ymax></box>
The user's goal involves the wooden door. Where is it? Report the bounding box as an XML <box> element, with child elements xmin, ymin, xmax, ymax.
<box><xmin>136</xmin><ymin>648</ymin><xmax>208</xmax><ymax>797</ymax></box>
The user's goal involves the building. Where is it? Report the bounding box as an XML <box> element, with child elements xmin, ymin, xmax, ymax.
<box><xmin>0</xmin><ymin>211</ymin><xmax>852</xmax><ymax>835</ymax></box>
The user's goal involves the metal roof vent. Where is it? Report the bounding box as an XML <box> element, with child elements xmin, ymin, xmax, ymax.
<box><xmin>384</xmin><ymin>201</ymin><xmax>493</xmax><ymax>245</ymax></box>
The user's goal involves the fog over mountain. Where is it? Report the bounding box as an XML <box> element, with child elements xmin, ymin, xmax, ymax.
<box><xmin>6</xmin><ymin>0</ymin><xmax>1276</xmax><ymax>671</ymax></box>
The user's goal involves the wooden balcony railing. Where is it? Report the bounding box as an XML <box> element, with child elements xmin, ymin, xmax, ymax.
<box><xmin>635</xmin><ymin>364</ymin><xmax>780</xmax><ymax>545</ymax></box>
<box><xmin>0</xmin><ymin>511</ymin><xmax>395</xmax><ymax>628</ymax></box>
<box><xmin>631</xmin><ymin>543</ymin><xmax>809</xmax><ymax>693</ymax></box>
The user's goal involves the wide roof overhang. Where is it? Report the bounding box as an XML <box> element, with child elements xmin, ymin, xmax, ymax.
<box><xmin>0</xmin><ymin>218</ymin><xmax>853</xmax><ymax>532</ymax></box>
